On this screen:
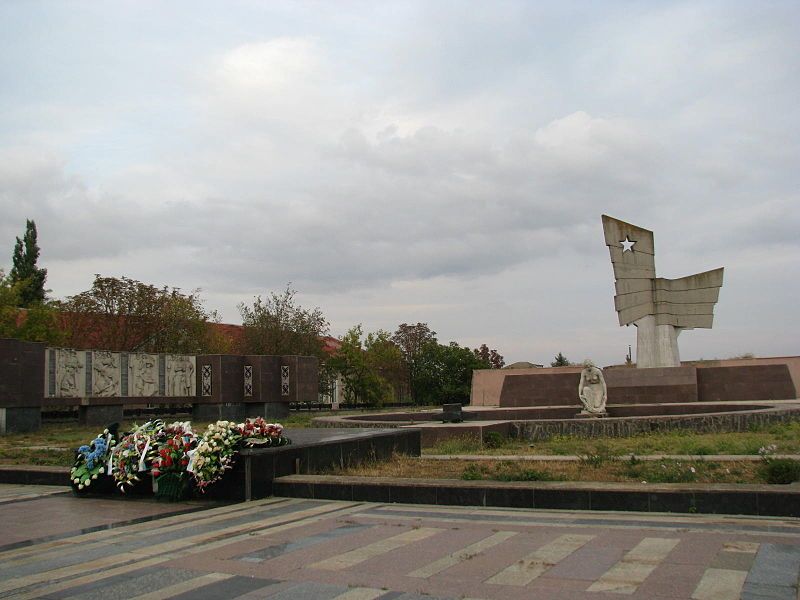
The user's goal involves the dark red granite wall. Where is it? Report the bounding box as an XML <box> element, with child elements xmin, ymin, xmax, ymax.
<box><xmin>697</xmin><ymin>364</ymin><xmax>796</xmax><ymax>401</ymax></box>
<box><xmin>0</xmin><ymin>339</ymin><xmax>45</xmax><ymax>408</ymax></box>
<box><xmin>496</xmin><ymin>364</ymin><xmax>798</xmax><ymax>407</ymax></box>
<box><xmin>499</xmin><ymin>372</ymin><xmax>580</xmax><ymax>407</ymax></box>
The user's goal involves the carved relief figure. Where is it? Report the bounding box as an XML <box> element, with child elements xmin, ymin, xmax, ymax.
<box><xmin>578</xmin><ymin>360</ymin><xmax>607</xmax><ymax>415</ymax></box>
<box><xmin>167</xmin><ymin>355</ymin><xmax>195</xmax><ymax>396</ymax></box>
<box><xmin>58</xmin><ymin>349</ymin><xmax>84</xmax><ymax>397</ymax></box>
<box><xmin>92</xmin><ymin>351</ymin><xmax>120</xmax><ymax>397</ymax></box>
<box><xmin>131</xmin><ymin>353</ymin><xmax>158</xmax><ymax>396</ymax></box>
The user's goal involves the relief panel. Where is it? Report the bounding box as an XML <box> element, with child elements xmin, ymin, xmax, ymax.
<box><xmin>129</xmin><ymin>353</ymin><xmax>159</xmax><ymax>397</ymax></box>
<box><xmin>165</xmin><ymin>355</ymin><xmax>196</xmax><ymax>397</ymax></box>
<box><xmin>54</xmin><ymin>348</ymin><xmax>86</xmax><ymax>398</ymax></box>
<box><xmin>92</xmin><ymin>351</ymin><xmax>121</xmax><ymax>397</ymax></box>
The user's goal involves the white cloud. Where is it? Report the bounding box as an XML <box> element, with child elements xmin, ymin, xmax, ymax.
<box><xmin>1</xmin><ymin>2</ymin><xmax>799</xmax><ymax>365</ymax></box>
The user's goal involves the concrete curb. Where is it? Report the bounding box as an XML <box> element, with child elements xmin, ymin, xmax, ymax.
<box><xmin>422</xmin><ymin>454</ymin><xmax>800</xmax><ymax>462</ymax></box>
<box><xmin>0</xmin><ymin>465</ymin><xmax>70</xmax><ymax>486</ymax></box>
<box><xmin>272</xmin><ymin>474</ymin><xmax>800</xmax><ymax>518</ymax></box>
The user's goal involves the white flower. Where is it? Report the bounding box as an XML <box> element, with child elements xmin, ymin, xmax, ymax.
<box><xmin>689</xmin><ymin>467</ymin><xmax>696</xmax><ymax>473</ymax></box>
<box><xmin>78</xmin><ymin>484</ymin><xmax>84</xmax><ymax>490</ymax></box>
<box><xmin>73</xmin><ymin>478</ymin><xmax>80</xmax><ymax>484</ymax></box>
<box><xmin>85</xmin><ymin>479</ymin><xmax>91</xmax><ymax>487</ymax></box>
<box><xmin>92</xmin><ymin>473</ymin><xmax>98</xmax><ymax>480</ymax></box>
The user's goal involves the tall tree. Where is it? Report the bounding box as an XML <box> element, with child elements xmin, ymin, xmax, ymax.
<box><xmin>473</xmin><ymin>344</ymin><xmax>505</xmax><ymax>369</ymax></box>
<box><xmin>551</xmin><ymin>352</ymin><xmax>571</xmax><ymax>367</ymax></box>
<box><xmin>238</xmin><ymin>284</ymin><xmax>329</xmax><ymax>358</ymax></box>
<box><xmin>327</xmin><ymin>325</ymin><xmax>394</xmax><ymax>406</ymax></box>
<box><xmin>9</xmin><ymin>219</ymin><xmax>47</xmax><ymax>307</ymax></box>
<box><xmin>0</xmin><ymin>270</ymin><xmax>65</xmax><ymax>345</ymax></box>
<box><xmin>392</xmin><ymin>323</ymin><xmax>437</xmax><ymax>403</ymax></box>
<box><xmin>364</xmin><ymin>329</ymin><xmax>408</xmax><ymax>402</ymax></box>
<box><xmin>59</xmin><ymin>275</ymin><xmax>221</xmax><ymax>354</ymax></box>
<box><xmin>415</xmin><ymin>341</ymin><xmax>487</xmax><ymax>405</ymax></box>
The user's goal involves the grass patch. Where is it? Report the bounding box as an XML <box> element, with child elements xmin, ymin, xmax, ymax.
<box><xmin>760</xmin><ymin>459</ymin><xmax>800</xmax><ymax>484</ymax></box>
<box><xmin>423</xmin><ymin>420</ymin><xmax>800</xmax><ymax>457</ymax></box>
<box><xmin>324</xmin><ymin>455</ymin><xmax>771</xmax><ymax>484</ymax></box>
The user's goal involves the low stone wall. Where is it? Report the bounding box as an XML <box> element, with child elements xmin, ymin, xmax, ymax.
<box><xmin>471</xmin><ymin>357</ymin><xmax>799</xmax><ymax>408</ymax></box>
<box><xmin>0</xmin><ymin>337</ymin><xmax>320</xmax><ymax>433</ymax></box>
<box><xmin>513</xmin><ymin>406</ymin><xmax>800</xmax><ymax>441</ymax></box>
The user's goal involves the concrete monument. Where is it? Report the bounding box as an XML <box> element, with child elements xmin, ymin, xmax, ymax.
<box><xmin>578</xmin><ymin>360</ymin><xmax>607</xmax><ymax>415</ymax></box>
<box><xmin>602</xmin><ymin>215</ymin><xmax>724</xmax><ymax>368</ymax></box>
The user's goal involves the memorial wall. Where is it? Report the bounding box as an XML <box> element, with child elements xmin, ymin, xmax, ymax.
<box><xmin>0</xmin><ymin>338</ymin><xmax>318</xmax><ymax>433</ymax></box>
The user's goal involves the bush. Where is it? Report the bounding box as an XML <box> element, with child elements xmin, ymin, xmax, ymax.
<box><xmin>461</xmin><ymin>464</ymin><xmax>484</xmax><ymax>480</ymax></box>
<box><xmin>760</xmin><ymin>459</ymin><xmax>800</xmax><ymax>484</ymax></box>
<box><xmin>483</xmin><ymin>431</ymin><xmax>506</xmax><ymax>449</ymax></box>
<box><xmin>494</xmin><ymin>469</ymin><xmax>549</xmax><ymax>482</ymax></box>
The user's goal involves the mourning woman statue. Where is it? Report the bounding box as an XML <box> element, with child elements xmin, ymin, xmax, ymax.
<box><xmin>578</xmin><ymin>359</ymin><xmax>607</xmax><ymax>415</ymax></box>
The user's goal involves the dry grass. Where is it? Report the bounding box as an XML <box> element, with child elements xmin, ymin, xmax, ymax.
<box><xmin>424</xmin><ymin>420</ymin><xmax>800</xmax><ymax>457</ymax></box>
<box><xmin>326</xmin><ymin>455</ymin><xmax>767</xmax><ymax>485</ymax></box>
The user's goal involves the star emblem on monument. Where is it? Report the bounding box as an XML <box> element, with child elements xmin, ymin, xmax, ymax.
<box><xmin>620</xmin><ymin>236</ymin><xmax>636</xmax><ymax>252</ymax></box>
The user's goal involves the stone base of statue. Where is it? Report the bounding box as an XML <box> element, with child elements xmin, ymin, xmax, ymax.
<box><xmin>575</xmin><ymin>410</ymin><xmax>608</xmax><ymax>419</ymax></box>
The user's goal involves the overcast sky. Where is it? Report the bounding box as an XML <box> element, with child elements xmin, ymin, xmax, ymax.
<box><xmin>1</xmin><ymin>1</ymin><xmax>798</xmax><ymax>366</ymax></box>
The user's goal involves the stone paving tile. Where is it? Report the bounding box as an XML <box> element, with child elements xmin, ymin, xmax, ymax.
<box><xmin>166</xmin><ymin>574</ymin><xmax>270</xmax><ymax>600</ymax></box>
<box><xmin>231</xmin><ymin>579</ymin><xmax>294</xmax><ymax>600</ymax></box>
<box><xmin>237</xmin><ymin>524</ymin><xmax>373</xmax><ymax>562</ymax></box>
<box><xmin>258</xmin><ymin>581</ymin><xmax>352</xmax><ymax>600</ymax></box>
<box><xmin>543</xmin><ymin>537</ymin><xmax>626</xmax><ymax>581</ymax></box>
<box><xmin>41</xmin><ymin>566</ymin><xmax>203</xmax><ymax>600</ymax></box>
<box><xmin>0</xmin><ymin>495</ymin><xmax>199</xmax><ymax>545</ymax></box>
<box><xmin>741</xmin><ymin>543</ymin><xmax>800</xmax><ymax>600</ymax></box>
<box><xmin>3</xmin><ymin>488</ymin><xmax>800</xmax><ymax>600</ymax></box>
<box><xmin>633</xmin><ymin>562</ymin><xmax>708</xmax><ymax>599</ymax></box>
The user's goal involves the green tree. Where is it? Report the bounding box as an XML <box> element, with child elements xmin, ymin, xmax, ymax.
<box><xmin>473</xmin><ymin>343</ymin><xmax>505</xmax><ymax>369</ymax></box>
<box><xmin>0</xmin><ymin>270</ymin><xmax>64</xmax><ymax>344</ymax></box>
<box><xmin>327</xmin><ymin>325</ymin><xmax>393</xmax><ymax>406</ymax></box>
<box><xmin>238</xmin><ymin>284</ymin><xmax>329</xmax><ymax>359</ymax></box>
<box><xmin>59</xmin><ymin>275</ymin><xmax>220</xmax><ymax>354</ymax></box>
<box><xmin>415</xmin><ymin>341</ymin><xmax>487</xmax><ymax>405</ymax></box>
<box><xmin>551</xmin><ymin>352</ymin><xmax>571</xmax><ymax>367</ymax></box>
<box><xmin>392</xmin><ymin>322</ymin><xmax>437</xmax><ymax>403</ymax></box>
<box><xmin>364</xmin><ymin>329</ymin><xmax>407</xmax><ymax>402</ymax></box>
<box><xmin>9</xmin><ymin>219</ymin><xmax>47</xmax><ymax>307</ymax></box>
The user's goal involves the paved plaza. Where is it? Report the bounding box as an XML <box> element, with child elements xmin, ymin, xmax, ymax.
<box><xmin>1</xmin><ymin>484</ymin><xmax>799</xmax><ymax>600</ymax></box>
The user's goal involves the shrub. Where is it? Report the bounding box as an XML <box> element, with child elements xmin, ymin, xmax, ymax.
<box><xmin>760</xmin><ymin>459</ymin><xmax>800</xmax><ymax>484</ymax></box>
<box><xmin>494</xmin><ymin>469</ymin><xmax>549</xmax><ymax>482</ymax></box>
<box><xmin>461</xmin><ymin>464</ymin><xmax>484</xmax><ymax>480</ymax></box>
<box><xmin>483</xmin><ymin>431</ymin><xmax>506</xmax><ymax>449</ymax></box>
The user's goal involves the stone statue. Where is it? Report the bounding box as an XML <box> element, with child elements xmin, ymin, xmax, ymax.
<box><xmin>578</xmin><ymin>360</ymin><xmax>607</xmax><ymax>415</ymax></box>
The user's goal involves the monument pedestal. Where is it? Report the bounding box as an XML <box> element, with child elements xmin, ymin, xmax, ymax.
<box><xmin>248</xmin><ymin>402</ymin><xmax>290</xmax><ymax>421</ymax></box>
<box><xmin>0</xmin><ymin>407</ymin><xmax>41</xmax><ymax>434</ymax></box>
<box><xmin>635</xmin><ymin>315</ymin><xmax>681</xmax><ymax>368</ymax></box>
<box><xmin>192</xmin><ymin>402</ymin><xmax>247</xmax><ymax>422</ymax></box>
<box><xmin>79</xmin><ymin>404</ymin><xmax>124</xmax><ymax>427</ymax></box>
<box><xmin>574</xmin><ymin>411</ymin><xmax>608</xmax><ymax>419</ymax></box>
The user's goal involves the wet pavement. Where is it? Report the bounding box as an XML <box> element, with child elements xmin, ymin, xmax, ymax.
<box><xmin>1</xmin><ymin>483</ymin><xmax>798</xmax><ymax>599</ymax></box>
